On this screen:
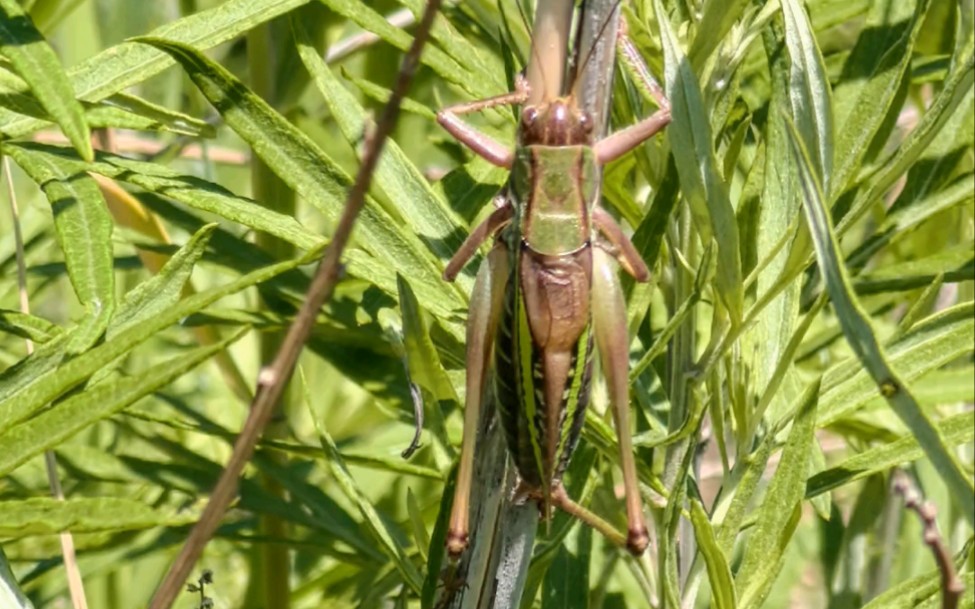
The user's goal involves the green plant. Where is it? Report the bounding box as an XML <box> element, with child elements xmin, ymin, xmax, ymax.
<box><xmin>0</xmin><ymin>1</ymin><xmax>971</xmax><ymax>608</ymax></box>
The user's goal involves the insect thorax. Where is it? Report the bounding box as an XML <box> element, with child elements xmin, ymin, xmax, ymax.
<box><xmin>509</xmin><ymin>145</ymin><xmax>598</xmax><ymax>256</ymax></box>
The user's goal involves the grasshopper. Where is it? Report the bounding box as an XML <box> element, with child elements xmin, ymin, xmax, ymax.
<box><xmin>437</xmin><ymin>8</ymin><xmax>670</xmax><ymax>558</ymax></box>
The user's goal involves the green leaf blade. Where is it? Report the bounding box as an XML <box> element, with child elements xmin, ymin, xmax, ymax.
<box><xmin>0</xmin><ymin>497</ymin><xmax>196</xmax><ymax>536</ymax></box>
<box><xmin>781</xmin><ymin>0</ymin><xmax>835</xmax><ymax>192</ymax></box>
<box><xmin>134</xmin><ymin>36</ymin><xmax>465</xmax><ymax>320</ymax></box>
<box><xmin>0</xmin><ymin>0</ymin><xmax>92</xmax><ymax>160</ymax></box>
<box><xmin>736</xmin><ymin>380</ymin><xmax>819</xmax><ymax>608</ymax></box>
<box><xmin>656</xmin><ymin>0</ymin><xmax>744</xmax><ymax>323</ymax></box>
<box><xmin>786</xmin><ymin>118</ymin><xmax>975</xmax><ymax>526</ymax></box>
<box><xmin>0</xmin><ymin>249</ymin><xmax>316</xmax><ymax>429</ymax></box>
<box><xmin>0</xmin><ymin>328</ymin><xmax>247</xmax><ymax>477</ymax></box>
<box><xmin>830</xmin><ymin>0</ymin><xmax>931</xmax><ymax>196</ymax></box>
<box><xmin>0</xmin><ymin>0</ymin><xmax>312</xmax><ymax>138</ymax></box>
<box><xmin>6</xmin><ymin>142</ymin><xmax>115</xmax><ymax>353</ymax></box>
<box><xmin>690</xmin><ymin>499</ymin><xmax>737</xmax><ymax>609</ymax></box>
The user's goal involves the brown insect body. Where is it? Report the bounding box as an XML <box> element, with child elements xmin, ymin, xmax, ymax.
<box><xmin>436</xmin><ymin>23</ymin><xmax>671</xmax><ymax>558</ymax></box>
<box><xmin>495</xmin><ymin>100</ymin><xmax>599</xmax><ymax>505</ymax></box>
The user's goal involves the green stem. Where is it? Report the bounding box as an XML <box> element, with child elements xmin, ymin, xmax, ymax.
<box><xmin>247</xmin><ymin>21</ymin><xmax>296</xmax><ymax>609</ymax></box>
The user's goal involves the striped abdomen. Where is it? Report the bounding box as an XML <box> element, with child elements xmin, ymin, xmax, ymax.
<box><xmin>494</xmin><ymin>242</ymin><xmax>595</xmax><ymax>489</ymax></box>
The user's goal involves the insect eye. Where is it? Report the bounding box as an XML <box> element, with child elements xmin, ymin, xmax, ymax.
<box><xmin>522</xmin><ymin>107</ymin><xmax>539</xmax><ymax>126</ymax></box>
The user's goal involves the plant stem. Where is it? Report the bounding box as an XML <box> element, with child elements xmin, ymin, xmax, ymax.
<box><xmin>248</xmin><ymin>20</ymin><xmax>296</xmax><ymax>609</ymax></box>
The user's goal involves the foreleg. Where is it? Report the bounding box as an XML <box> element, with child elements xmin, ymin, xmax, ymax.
<box><xmin>593</xmin><ymin>23</ymin><xmax>671</xmax><ymax>165</ymax></box>
<box><xmin>436</xmin><ymin>76</ymin><xmax>529</xmax><ymax>168</ymax></box>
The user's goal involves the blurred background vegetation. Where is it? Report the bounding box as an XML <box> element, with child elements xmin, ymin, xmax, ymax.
<box><xmin>0</xmin><ymin>0</ymin><xmax>972</xmax><ymax>608</ymax></box>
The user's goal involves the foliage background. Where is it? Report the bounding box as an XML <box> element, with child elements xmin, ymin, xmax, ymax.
<box><xmin>0</xmin><ymin>0</ymin><xmax>972</xmax><ymax>608</ymax></box>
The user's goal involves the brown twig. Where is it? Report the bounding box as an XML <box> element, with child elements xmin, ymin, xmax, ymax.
<box><xmin>32</xmin><ymin>131</ymin><xmax>249</xmax><ymax>164</ymax></box>
<box><xmin>893</xmin><ymin>470</ymin><xmax>965</xmax><ymax>609</ymax></box>
<box><xmin>146</xmin><ymin>2</ymin><xmax>444</xmax><ymax>607</ymax></box>
<box><xmin>326</xmin><ymin>8</ymin><xmax>416</xmax><ymax>63</ymax></box>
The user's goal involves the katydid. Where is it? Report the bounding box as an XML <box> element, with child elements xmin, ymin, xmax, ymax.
<box><xmin>437</xmin><ymin>16</ymin><xmax>670</xmax><ymax>558</ymax></box>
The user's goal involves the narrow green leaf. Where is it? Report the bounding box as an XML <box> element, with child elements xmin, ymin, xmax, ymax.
<box><xmin>406</xmin><ymin>488</ymin><xmax>430</xmax><ymax>562</ymax></box>
<box><xmin>0</xmin><ymin>310</ymin><xmax>62</xmax><ymax>343</ymax></box>
<box><xmin>396</xmin><ymin>275</ymin><xmax>458</xmax><ymax>404</ymax></box>
<box><xmin>888</xmin><ymin>85</ymin><xmax>973</xmax><ymax>216</ymax></box>
<box><xmin>751</xmin><ymin>21</ymin><xmax>804</xmax><ymax>417</ymax></box>
<box><xmin>399</xmin><ymin>0</ymin><xmax>504</xmax><ymax>97</ymax></box>
<box><xmin>861</xmin><ymin>570</ymin><xmax>974</xmax><ymax>609</ymax></box>
<box><xmin>0</xmin><ymin>0</ymin><xmax>92</xmax><ymax>160</ymax></box>
<box><xmin>831</xmin><ymin>476</ymin><xmax>888</xmax><ymax>605</ymax></box>
<box><xmin>753</xmin><ymin>290</ymin><xmax>826</xmax><ymax>436</ymax></box>
<box><xmin>314</xmin><ymin>419</ymin><xmax>424</xmax><ymax>594</ymax></box>
<box><xmin>87</xmin><ymin>92</ymin><xmax>217</xmax><ymax>137</ymax></box>
<box><xmin>0</xmin><ymin>61</ymin><xmax>51</xmax><ymax>119</ymax></box>
<box><xmin>689</xmin><ymin>499</ymin><xmax>736</xmax><ymax>609</ymax></box>
<box><xmin>0</xmin><ymin>497</ymin><xmax>196</xmax><ymax>536</ymax></box>
<box><xmin>781</xmin><ymin>0</ymin><xmax>834</xmax><ymax>192</ymax></box>
<box><xmin>0</xmin><ymin>330</ymin><xmax>72</xmax><ymax>419</ymax></box>
<box><xmin>6</xmin><ymin>141</ymin><xmax>115</xmax><ymax>354</ymax></box>
<box><xmin>294</xmin><ymin>17</ymin><xmax>465</xmax><ymax>263</ymax></box>
<box><xmin>894</xmin><ymin>274</ymin><xmax>948</xmax><ymax>338</ymax></box>
<box><xmin>819</xmin><ymin>302</ymin><xmax>974</xmax><ymax>424</ymax></box>
<box><xmin>849</xmin><ymin>172</ymin><xmax>974</xmax><ymax>269</ymax></box>
<box><xmin>656</xmin><ymin>0</ymin><xmax>743</xmax><ymax>323</ymax></box>
<box><xmin>806</xmin><ymin>439</ymin><xmax>831</xmax><ymax>519</ymax></box>
<box><xmin>123</xmin><ymin>406</ymin><xmax>445</xmax><ymax>481</ymax></box>
<box><xmin>0</xmin><ymin>248</ymin><xmax>320</xmax><ymax>429</ymax></box>
<box><xmin>421</xmin><ymin>462</ymin><xmax>456</xmax><ymax>609</ymax></box>
<box><xmin>838</xmin><ymin>36</ymin><xmax>974</xmax><ymax>235</ymax></box>
<box><xmin>786</xmin><ymin>120</ymin><xmax>975</xmax><ymax>526</ymax></box>
<box><xmin>0</xmin><ymin>546</ymin><xmax>33</xmax><ymax>609</ymax></box>
<box><xmin>541</xmin><ymin>523</ymin><xmax>591</xmax><ymax>609</ymax></box>
<box><xmin>0</xmin><ymin>328</ymin><xmax>247</xmax><ymax>477</ymax></box>
<box><xmin>855</xmin><ymin>241</ymin><xmax>973</xmax><ymax>293</ymax></box>
<box><xmin>108</xmin><ymin>223</ymin><xmax>216</xmax><ymax>338</ymax></box>
<box><xmin>6</xmin><ymin>142</ymin><xmax>323</xmax><ymax>251</ymax></box>
<box><xmin>133</xmin><ymin>37</ymin><xmax>466</xmax><ymax>321</ymax></box>
<box><xmin>315</xmin><ymin>0</ymin><xmax>499</xmax><ymax>99</ymax></box>
<box><xmin>736</xmin><ymin>379</ymin><xmax>818</xmax><ymax>608</ymax></box>
<box><xmin>807</xmin><ymin>410</ymin><xmax>975</xmax><ymax>498</ymax></box>
<box><xmin>688</xmin><ymin>0</ymin><xmax>751</xmax><ymax>71</ymax></box>
<box><xmin>0</xmin><ymin>0</ymin><xmax>312</xmax><ymax>138</ymax></box>
<box><xmin>342</xmin><ymin>70</ymin><xmax>436</xmax><ymax>120</ymax></box>
<box><xmin>830</xmin><ymin>0</ymin><xmax>930</xmax><ymax>195</ymax></box>
<box><xmin>339</xmin><ymin>452</ymin><xmax>444</xmax><ymax>481</ymax></box>
<box><xmin>249</xmin><ymin>450</ymin><xmax>383</xmax><ymax>560</ymax></box>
